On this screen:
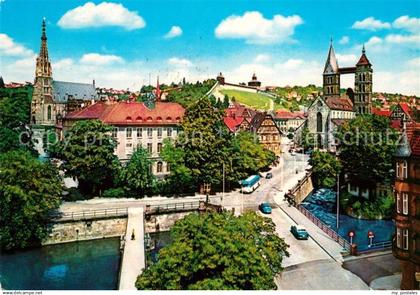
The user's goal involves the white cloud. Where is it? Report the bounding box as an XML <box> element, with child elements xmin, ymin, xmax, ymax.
<box><xmin>57</xmin><ymin>2</ymin><xmax>145</xmax><ymax>30</ymax></box>
<box><xmin>393</xmin><ymin>15</ymin><xmax>420</xmax><ymax>33</ymax></box>
<box><xmin>254</xmin><ymin>54</ymin><xmax>270</xmax><ymax>63</ymax></box>
<box><xmin>0</xmin><ymin>33</ymin><xmax>34</xmax><ymax>57</ymax></box>
<box><xmin>80</xmin><ymin>53</ymin><xmax>124</xmax><ymax>65</ymax></box>
<box><xmin>365</xmin><ymin>36</ymin><xmax>383</xmax><ymax>47</ymax></box>
<box><xmin>282</xmin><ymin>59</ymin><xmax>303</xmax><ymax>69</ymax></box>
<box><xmin>53</xmin><ymin>58</ymin><xmax>74</xmax><ymax>69</ymax></box>
<box><xmin>226</xmin><ymin>59</ymin><xmax>321</xmax><ymax>87</ymax></box>
<box><xmin>375</xmin><ymin>70</ymin><xmax>420</xmax><ymax>95</ymax></box>
<box><xmin>336</xmin><ymin>54</ymin><xmax>357</xmax><ymax>66</ymax></box>
<box><xmin>385</xmin><ymin>34</ymin><xmax>420</xmax><ymax>44</ymax></box>
<box><xmin>352</xmin><ymin>17</ymin><xmax>391</xmax><ymax>31</ymax></box>
<box><xmin>339</xmin><ymin>36</ymin><xmax>350</xmax><ymax>45</ymax></box>
<box><xmin>215</xmin><ymin>11</ymin><xmax>303</xmax><ymax>44</ymax></box>
<box><xmin>167</xmin><ymin>57</ymin><xmax>193</xmax><ymax>67</ymax></box>
<box><xmin>164</xmin><ymin>26</ymin><xmax>183</xmax><ymax>39</ymax></box>
<box><xmin>407</xmin><ymin>57</ymin><xmax>420</xmax><ymax>68</ymax></box>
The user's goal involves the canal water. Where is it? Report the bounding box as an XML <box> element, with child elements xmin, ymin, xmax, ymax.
<box><xmin>0</xmin><ymin>238</ymin><xmax>121</xmax><ymax>290</ymax></box>
<box><xmin>301</xmin><ymin>189</ymin><xmax>395</xmax><ymax>251</ymax></box>
<box><xmin>146</xmin><ymin>231</ymin><xmax>172</xmax><ymax>264</ymax></box>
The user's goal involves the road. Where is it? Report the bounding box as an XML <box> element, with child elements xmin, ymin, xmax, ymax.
<box><xmin>60</xmin><ymin>139</ymin><xmax>310</xmax><ymax>214</ymax></box>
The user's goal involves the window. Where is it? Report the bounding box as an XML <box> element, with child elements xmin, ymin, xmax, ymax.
<box><xmin>157</xmin><ymin>143</ymin><xmax>162</xmax><ymax>154</ymax></box>
<box><xmin>402</xmin><ymin>193</ymin><xmax>408</xmax><ymax>215</ymax></box>
<box><xmin>396</xmin><ymin>193</ymin><xmax>401</xmax><ymax>213</ymax></box>
<box><xmin>147</xmin><ymin>143</ymin><xmax>152</xmax><ymax>154</ymax></box>
<box><xmin>126</xmin><ymin>128</ymin><xmax>132</xmax><ymax>139</ymax></box>
<box><xmin>112</xmin><ymin>127</ymin><xmax>118</xmax><ymax>138</ymax></box>
<box><xmin>403</xmin><ymin>229</ymin><xmax>409</xmax><ymax>250</ymax></box>
<box><xmin>147</xmin><ymin>128</ymin><xmax>153</xmax><ymax>138</ymax></box>
<box><xmin>317</xmin><ymin>112</ymin><xmax>323</xmax><ymax>133</ymax></box>
<box><xmin>397</xmin><ymin>228</ymin><xmax>401</xmax><ymax>248</ymax></box>
<box><xmin>396</xmin><ymin>162</ymin><xmax>400</xmax><ymax>178</ymax></box>
<box><xmin>137</xmin><ymin>128</ymin><xmax>142</xmax><ymax>138</ymax></box>
<box><xmin>403</xmin><ymin>160</ymin><xmax>408</xmax><ymax>179</ymax></box>
<box><xmin>157</xmin><ymin>128</ymin><xmax>162</xmax><ymax>138</ymax></box>
<box><xmin>157</xmin><ymin>162</ymin><xmax>163</xmax><ymax>173</ymax></box>
<box><xmin>167</xmin><ymin>127</ymin><xmax>172</xmax><ymax>137</ymax></box>
<box><xmin>47</xmin><ymin>105</ymin><xmax>52</xmax><ymax>120</ymax></box>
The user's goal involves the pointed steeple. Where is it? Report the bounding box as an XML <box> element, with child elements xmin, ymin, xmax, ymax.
<box><xmin>356</xmin><ymin>44</ymin><xmax>371</xmax><ymax>67</ymax></box>
<box><xmin>155</xmin><ymin>76</ymin><xmax>161</xmax><ymax>101</ymax></box>
<box><xmin>35</xmin><ymin>17</ymin><xmax>52</xmax><ymax>79</ymax></box>
<box><xmin>323</xmin><ymin>41</ymin><xmax>339</xmax><ymax>74</ymax></box>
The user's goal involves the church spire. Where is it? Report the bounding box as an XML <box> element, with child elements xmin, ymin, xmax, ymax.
<box><xmin>35</xmin><ymin>17</ymin><xmax>52</xmax><ymax>79</ymax></box>
<box><xmin>323</xmin><ymin>41</ymin><xmax>339</xmax><ymax>74</ymax></box>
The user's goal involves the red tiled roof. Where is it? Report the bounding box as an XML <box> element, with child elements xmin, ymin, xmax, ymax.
<box><xmin>331</xmin><ymin>119</ymin><xmax>350</xmax><ymax>126</ymax></box>
<box><xmin>223</xmin><ymin>116</ymin><xmax>244</xmax><ymax>132</ymax></box>
<box><xmin>65</xmin><ymin>101</ymin><xmax>185</xmax><ymax>125</ymax></box>
<box><xmin>399</xmin><ymin>102</ymin><xmax>413</xmax><ymax>119</ymax></box>
<box><xmin>356</xmin><ymin>53</ymin><xmax>371</xmax><ymax>66</ymax></box>
<box><xmin>372</xmin><ymin>107</ymin><xmax>392</xmax><ymax>117</ymax></box>
<box><xmin>407</xmin><ymin>122</ymin><xmax>420</xmax><ymax>156</ymax></box>
<box><xmin>325</xmin><ymin>96</ymin><xmax>353</xmax><ymax>111</ymax></box>
<box><xmin>275</xmin><ymin>110</ymin><xmax>306</xmax><ymax>120</ymax></box>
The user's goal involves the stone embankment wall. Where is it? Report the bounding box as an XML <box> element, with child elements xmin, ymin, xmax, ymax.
<box><xmin>286</xmin><ymin>171</ymin><xmax>314</xmax><ymax>205</ymax></box>
<box><xmin>145</xmin><ymin>212</ymin><xmax>192</xmax><ymax>233</ymax></box>
<box><xmin>43</xmin><ymin>217</ymin><xmax>127</xmax><ymax>245</ymax></box>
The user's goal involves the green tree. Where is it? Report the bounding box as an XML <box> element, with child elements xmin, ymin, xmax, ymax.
<box><xmin>54</xmin><ymin>120</ymin><xmax>119</xmax><ymax>197</ymax></box>
<box><xmin>300</xmin><ymin>126</ymin><xmax>315</xmax><ymax>150</ymax></box>
<box><xmin>0</xmin><ymin>150</ymin><xmax>62</xmax><ymax>250</ymax></box>
<box><xmin>161</xmin><ymin>138</ymin><xmax>195</xmax><ymax>194</ymax></box>
<box><xmin>178</xmin><ymin>96</ymin><xmax>231</xmax><ymax>189</ymax></box>
<box><xmin>309</xmin><ymin>150</ymin><xmax>342</xmax><ymax>188</ymax></box>
<box><xmin>118</xmin><ymin>147</ymin><xmax>155</xmax><ymax>197</ymax></box>
<box><xmin>136</xmin><ymin>211</ymin><xmax>289</xmax><ymax>290</ymax></box>
<box><xmin>335</xmin><ymin>114</ymin><xmax>399</xmax><ymax>193</ymax></box>
<box><xmin>229</xmin><ymin>131</ymin><xmax>274</xmax><ymax>183</ymax></box>
<box><xmin>0</xmin><ymin>90</ymin><xmax>34</xmax><ymax>154</ymax></box>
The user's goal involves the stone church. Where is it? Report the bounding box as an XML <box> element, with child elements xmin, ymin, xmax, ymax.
<box><xmin>31</xmin><ymin>19</ymin><xmax>98</xmax><ymax>128</ymax></box>
<box><xmin>306</xmin><ymin>41</ymin><xmax>373</xmax><ymax>151</ymax></box>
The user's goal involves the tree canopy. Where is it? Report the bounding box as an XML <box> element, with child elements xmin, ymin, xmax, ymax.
<box><xmin>309</xmin><ymin>150</ymin><xmax>342</xmax><ymax>188</ymax></box>
<box><xmin>53</xmin><ymin>120</ymin><xmax>119</xmax><ymax>196</ymax></box>
<box><xmin>0</xmin><ymin>150</ymin><xmax>62</xmax><ymax>250</ymax></box>
<box><xmin>136</xmin><ymin>211</ymin><xmax>289</xmax><ymax>290</ymax></box>
<box><xmin>335</xmin><ymin>114</ymin><xmax>399</xmax><ymax>189</ymax></box>
<box><xmin>118</xmin><ymin>147</ymin><xmax>155</xmax><ymax>197</ymax></box>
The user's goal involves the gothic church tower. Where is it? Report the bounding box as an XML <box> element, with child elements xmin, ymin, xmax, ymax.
<box><xmin>322</xmin><ymin>41</ymin><xmax>340</xmax><ymax>98</ymax></box>
<box><xmin>354</xmin><ymin>45</ymin><xmax>373</xmax><ymax>114</ymax></box>
<box><xmin>31</xmin><ymin>18</ymin><xmax>54</xmax><ymax>126</ymax></box>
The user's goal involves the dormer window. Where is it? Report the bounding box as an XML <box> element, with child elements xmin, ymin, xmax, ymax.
<box><xmin>126</xmin><ymin>116</ymin><xmax>132</xmax><ymax>122</ymax></box>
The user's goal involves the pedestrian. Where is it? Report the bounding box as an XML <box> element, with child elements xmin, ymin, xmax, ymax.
<box><xmin>131</xmin><ymin>229</ymin><xmax>135</xmax><ymax>240</ymax></box>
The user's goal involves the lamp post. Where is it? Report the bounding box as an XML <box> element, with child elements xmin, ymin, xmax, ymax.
<box><xmin>336</xmin><ymin>172</ymin><xmax>340</xmax><ymax>229</ymax></box>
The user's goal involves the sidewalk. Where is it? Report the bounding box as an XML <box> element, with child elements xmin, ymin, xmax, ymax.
<box><xmin>277</xmin><ymin>202</ymin><xmax>346</xmax><ymax>263</ymax></box>
<box><xmin>118</xmin><ymin>207</ymin><xmax>145</xmax><ymax>290</ymax></box>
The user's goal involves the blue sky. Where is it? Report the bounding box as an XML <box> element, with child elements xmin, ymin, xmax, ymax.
<box><xmin>1</xmin><ymin>0</ymin><xmax>419</xmax><ymax>94</ymax></box>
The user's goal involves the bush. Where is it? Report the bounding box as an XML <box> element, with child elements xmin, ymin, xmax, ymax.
<box><xmin>62</xmin><ymin>187</ymin><xmax>85</xmax><ymax>201</ymax></box>
<box><xmin>103</xmin><ymin>187</ymin><xmax>126</xmax><ymax>198</ymax></box>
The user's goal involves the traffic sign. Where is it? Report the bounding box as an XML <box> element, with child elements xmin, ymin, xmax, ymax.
<box><xmin>368</xmin><ymin>231</ymin><xmax>374</xmax><ymax>238</ymax></box>
<box><xmin>348</xmin><ymin>231</ymin><xmax>355</xmax><ymax>237</ymax></box>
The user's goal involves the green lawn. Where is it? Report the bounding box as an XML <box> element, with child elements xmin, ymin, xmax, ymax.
<box><xmin>220</xmin><ymin>89</ymin><xmax>273</xmax><ymax>110</ymax></box>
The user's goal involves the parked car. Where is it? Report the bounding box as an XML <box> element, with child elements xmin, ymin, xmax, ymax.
<box><xmin>290</xmin><ymin>225</ymin><xmax>309</xmax><ymax>240</ymax></box>
<box><xmin>266</xmin><ymin>172</ymin><xmax>273</xmax><ymax>179</ymax></box>
<box><xmin>259</xmin><ymin>202</ymin><xmax>272</xmax><ymax>214</ymax></box>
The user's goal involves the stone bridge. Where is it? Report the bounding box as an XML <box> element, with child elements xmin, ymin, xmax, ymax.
<box><xmin>285</xmin><ymin>170</ymin><xmax>314</xmax><ymax>206</ymax></box>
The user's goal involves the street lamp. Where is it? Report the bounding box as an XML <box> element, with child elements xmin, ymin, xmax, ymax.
<box><xmin>336</xmin><ymin>172</ymin><xmax>340</xmax><ymax>229</ymax></box>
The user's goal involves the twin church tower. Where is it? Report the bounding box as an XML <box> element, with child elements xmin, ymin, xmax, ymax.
<box><xmin>323</xmin><ymin>41</ymin><xmax>373</xmax><ymax>114</ymax></box>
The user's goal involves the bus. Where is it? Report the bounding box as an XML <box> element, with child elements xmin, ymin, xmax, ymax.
<box><xmin>241</xmin><ymin>175</ymin><xmax>261</xmax><ymax>193</ymax></box>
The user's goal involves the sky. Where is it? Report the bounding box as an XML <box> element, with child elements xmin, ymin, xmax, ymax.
<box><xmin>1</xmin><ymin>0</ymin><xmax>419</xmax><ymax>95</ymax></box>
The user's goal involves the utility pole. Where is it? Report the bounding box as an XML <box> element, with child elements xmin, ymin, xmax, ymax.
<box><xmin>222</xmin><ymin>162</ymin><xmax>225</xmax><ymax>206</ymax></box>
<box><xmin>336</xmin><ymin>173</ymin><xmax>340</xmax><ymax>229</ymax></box>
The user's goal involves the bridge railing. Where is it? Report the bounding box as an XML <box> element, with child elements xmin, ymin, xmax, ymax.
<box><xmin>297</xmin><ymin>205</ymin><xmax>351</xmax><ymax>252</ymax></box>
<box><xmin>50</xmin><ymin>207</ymin><xmax>129</xmax><ymax>222</ymax></box>
<box><xmin>145</xmin><ymin>201</ymin><xmax>200</xmax><ymax>214</ymax></box>
<box><xmin>358</xmin><ymin>240</ymin><xmax>393</xmax><ymax>254</ymax></box>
